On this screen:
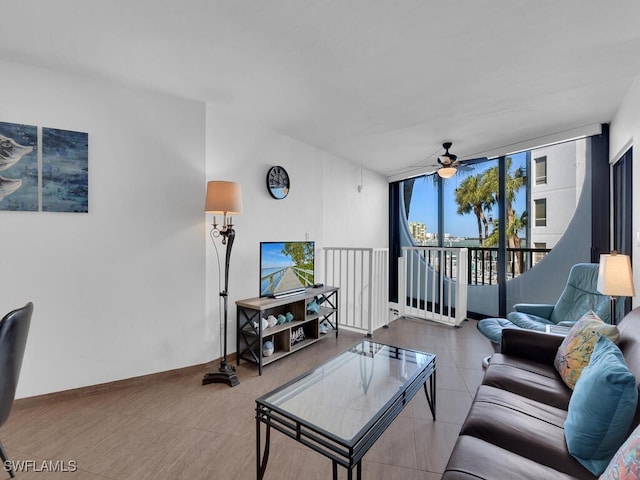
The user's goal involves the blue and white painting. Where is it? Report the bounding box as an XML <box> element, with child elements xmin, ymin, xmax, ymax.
<box><xmin>0</xmin><ymin>121</ymin><xmax>38</xmax><ymax>211</ymax></box>
<box><xmin>42</xmin><ymin>127</ymin><xmax>88</xmax><ymax>213</ymax></box>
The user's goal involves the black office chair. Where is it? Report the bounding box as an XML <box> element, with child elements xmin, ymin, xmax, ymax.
<box><xmin>0</xmin><ymin>303</ymin><xmax>33</xmax><ymax>478</ymax></box>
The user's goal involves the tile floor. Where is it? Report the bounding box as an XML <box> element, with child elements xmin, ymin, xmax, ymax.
<box><xmin>2</xmin><ymin>317</ymin><xmax>493</xmax><ymax>479</ymax></box>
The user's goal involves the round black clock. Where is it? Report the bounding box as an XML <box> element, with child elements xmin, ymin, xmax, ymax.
<box><xmin>266</xmin><ymin>166</ymin><xmax>290</xmax><ymax>199</ymax></box>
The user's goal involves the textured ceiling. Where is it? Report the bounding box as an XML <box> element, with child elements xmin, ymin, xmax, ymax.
<box><xmin>1</xmin><ymin>0</ymin><xmax>640</xmax><ymax>179</ymax></box>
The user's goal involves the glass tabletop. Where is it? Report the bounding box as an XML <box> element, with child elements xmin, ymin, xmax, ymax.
<box><xmin>258</xmin><ymin>340</ymin><xmax>435</xmax><ymax>443</ymax></box>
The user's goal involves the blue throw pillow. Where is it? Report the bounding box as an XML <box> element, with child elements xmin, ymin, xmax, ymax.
<box><xmin>564</xmin><ymin>335</ymin><xmax>638</xmax><ymax>476</ymax></box>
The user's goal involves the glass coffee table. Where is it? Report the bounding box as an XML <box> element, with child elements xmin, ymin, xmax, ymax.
<box><xmin>255</xmin><ymin>340</ymin><xmax>436</xmax><ymax>480</ymax></box>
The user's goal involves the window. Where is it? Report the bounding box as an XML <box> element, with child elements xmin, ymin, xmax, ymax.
<box><xmin>534</xmin><ymin>199</ymin><xmax>547</xmax><ymax>227</ymax></box>
<box><xmin>535</xmin><ymin>156</ymin><xmax>547</xmax><ymax>185</ymax></box>
<box><xmin>393</xmin><ymin>138</ymin><xmax>587</xmax><ymax>317</ymax></box>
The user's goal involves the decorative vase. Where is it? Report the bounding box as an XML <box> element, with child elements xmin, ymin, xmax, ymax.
<box><xmin>253</xmin><ymin>318</ymin><xmax>270</xmax><ymax>332</ymax></box>
<box><xmin>306</xmin><ymin>299</ymin><xmax>319</xmax><ymax>314</ymax></box>
<box><xmin>263</xmin><ymin>340</ymin><xmax>274</xmax><ymax>357</ymax></box>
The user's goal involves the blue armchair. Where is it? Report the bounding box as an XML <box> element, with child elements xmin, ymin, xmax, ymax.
<box><xmin>507</xmin><ymin>263</ymin><xmax>611</xmax><ymax>330</ymax></box>
<box><xmin>477</xmin><ymin>263</ymin><xmax>611</xmax><ymax>357</ymax></box>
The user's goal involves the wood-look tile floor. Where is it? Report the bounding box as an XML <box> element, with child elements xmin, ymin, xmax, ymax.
<box><xmin>2</xmin><ymin>317</ymin><xmax>493</xmax><ymax>479</ymax></box>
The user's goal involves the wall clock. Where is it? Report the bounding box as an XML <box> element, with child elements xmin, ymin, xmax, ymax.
<box><xmin>266</xmin><ymin>166</ymin><xmax>290</xmax><ymax>199</ymax></box>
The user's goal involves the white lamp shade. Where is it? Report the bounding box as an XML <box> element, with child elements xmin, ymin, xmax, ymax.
<box><xmin>205</xmin><ymin>181</ymin><xmax>243</xmax><ymax>214</ymax></box>
<box><xmin>597</xmin><ymin>253</ymin><xmax>635</xmax><ymax>297</ymax></box>
<box><xmin>437</xmin><ymin>166</ymin><xmax>457</xmax><ymax>179</ymax></box>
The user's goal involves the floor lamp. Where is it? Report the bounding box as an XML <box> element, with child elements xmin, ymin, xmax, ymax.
<box><xmin>597</xmin><ymin>251</ymin><xmax>635</xmax><ymax>325</ymax></box>
<box><xmin>202</xmin><ymin>180</ymin><xmax>242</xmax><ymax>387</ymax></box>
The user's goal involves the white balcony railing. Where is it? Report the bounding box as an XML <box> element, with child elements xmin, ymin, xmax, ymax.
<box><xmin>398</xmin><ymin>247</ymin><xmax>468</xmax><ymax>327</ymax></box>
<box><xmin>323</xmin><ymin>247</ymin><xmax>389</xmax><ymax>336</ymax></box>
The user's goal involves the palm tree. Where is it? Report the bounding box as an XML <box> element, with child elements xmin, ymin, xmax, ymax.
<box><xmin>484</xmin><ymin>213</ymin><xmax>527</xmax><ymax>275</ymax></box>
<box><xmin>481</xmin><ymin>158</ymin><xmax>526</xmax><ymax>273</ymax></box>
<box><xmin>454</xmin><ymin>174</ymin><xmax>495</xmax><ymax>244</ymax></box>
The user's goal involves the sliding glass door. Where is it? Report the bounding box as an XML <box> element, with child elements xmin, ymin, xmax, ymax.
<box><xmin>613</xmin><ymin>147</ymin><xmax>633</xmax><ymax>317</ymax></box>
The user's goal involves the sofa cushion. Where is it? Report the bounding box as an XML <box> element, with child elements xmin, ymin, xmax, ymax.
<box><xmin>564</xmin><ymin>336</ymin><xmax>638</xmax><ymax>476</ymax></box>
<box><xmin>460</xmin><ymin>386</ymin><xmax>593</xmax><ymax>479</ymax></box>
<box><xmin>482</xmin><ymin>354</ymin><xmax>572</xmax><ymax>410</ymax></box>
<box><xmin>501</xmin><ymin>328</ymin><xmax>565</xmax><ymax>364</ymax></box>
<box><xmin>599</xmin><ymin>423</ymin><xmax>640</xmax><ymax>479</ymax></box>
<box><xmin>441</xmin><ymin>435</ymin><xmax>587</xmax><ymax>480</ymax></box>
<box><xmin>554</xmin><ymin>311</ymin><xmax>619</xmax><ymax>389</ymax></box>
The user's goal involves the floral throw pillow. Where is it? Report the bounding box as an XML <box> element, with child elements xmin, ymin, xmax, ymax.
<box><xmin>599</xmin><ymin>423</ymin><xmax>640</xmax><ymax>479</ymax></box>
<box><xmin>553</xmin><ymin>311</ymin><xmax>619</xmax><ymax>389</ymax></box>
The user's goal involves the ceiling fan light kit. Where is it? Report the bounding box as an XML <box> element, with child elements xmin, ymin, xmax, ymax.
<box><xmin>437</xmin><ymin>166</ymin><xmax>457</xmax><ymax>178</ymax></box>
<box><xmin>437</xmin><ymin>142</ymin><xmax>458</xmax><ymax>178</ymax></box>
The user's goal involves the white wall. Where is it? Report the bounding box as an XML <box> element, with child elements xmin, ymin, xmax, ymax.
<box><xmin>610</xmin><ymin>74</ymin><xmax>640</xmax><ymax>308</ymax></box>
<box><xmin>0</xmin><ymin>60</ymin><xmax>207</xmax><ymax>398</ymax></box>
<box><xmin>205</xmin><ymin>107</ymin><xmax>388</xmax><ymax>364</ymax></box>
<box><xmin>0</xmin><ymin>60</ymin><xmax>388</xmax><ymax>398</ymax></box>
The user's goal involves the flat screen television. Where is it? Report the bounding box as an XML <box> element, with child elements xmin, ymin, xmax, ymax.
<box><xmin>260</xmin><ymin>241</ymin><xmax>315</xmax><ymax>298</ymax></box>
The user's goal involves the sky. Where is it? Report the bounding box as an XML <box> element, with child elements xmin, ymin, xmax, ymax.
<box><xmin>407</xmin><ymin>153</ymin><xmax>527</xmax><ymax>238</ymax></box>
<box><xmin>260</xmin><ymin>241</ymin><xmax>315</xmax><ymax>269</ymax></box>
<box><xmin>261</xmin><ymin>242</ymin><xmax>295</xmax><ymax>269</ymax></box>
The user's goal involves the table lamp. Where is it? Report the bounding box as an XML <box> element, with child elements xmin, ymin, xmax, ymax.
<box><xmin>597</xmin><ymin>251</ymin><xmax>635</xmax><ymax>325</ymax></box>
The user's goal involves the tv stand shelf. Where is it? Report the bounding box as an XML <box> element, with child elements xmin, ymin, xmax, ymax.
<box><xmin>236</xmin><ymin>286</ymin><xmax>339</xmax><ymax>374</ymax></box>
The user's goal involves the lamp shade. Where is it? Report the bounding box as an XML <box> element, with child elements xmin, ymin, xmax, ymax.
<box><xmin>205</xmin><ymin>181</ymin><xmax>243</xmax><ymax>214</ymax></box>
<box><xmin>437</xmin><ymin>166</ymin><xmax>457</xmax><ymax>179</ymax></box>
<box><xmin>597</xmin><ymin>252</ymin><xmax>635</xmax><ymax>297</ymax></box>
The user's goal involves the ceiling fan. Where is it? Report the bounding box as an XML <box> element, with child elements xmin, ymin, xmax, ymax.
<box><xmin>407</xmin><ymin>142</ymin><xmax>489</xmax><ymax>179</ymax></box>
<box><xmin>436</xmin><ymin>142</ymin><xmax>459</xmax><ymax>178</ymax></box>
<box><xmin>435</xmin><ymin>142</ymin><xmax>487</xmax><ymax>178</ymax></box>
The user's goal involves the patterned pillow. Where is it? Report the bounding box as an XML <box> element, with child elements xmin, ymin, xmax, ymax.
<box><xmin>553</xmin><ymin>311</ymin><xmax>619</xmax><ymax>389</ymax></box>
<box><xmin>600</xmin><ymin>423</ymin><xmax>640</xmax><ymax>479</ymax></box>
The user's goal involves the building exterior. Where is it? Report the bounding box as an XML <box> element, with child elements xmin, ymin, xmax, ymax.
<box><xmin>408</xmin><ymin>221</ymin><xmax>427</xmax><ymax>244</ymax></box>
<box><xmin>529</xmin><ymin>139</ymin><xmax>586</xmax><ymax>252</ymax></box>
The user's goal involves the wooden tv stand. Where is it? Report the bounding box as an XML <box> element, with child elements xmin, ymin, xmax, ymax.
<box><xmin>236</xmin><ymin>286</ymin><xmax>339</xmax><ymax>375</ymax></box>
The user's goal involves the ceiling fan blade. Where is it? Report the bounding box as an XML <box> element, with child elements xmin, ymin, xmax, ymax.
<box><xmin>459</xmin><ymin>156</ymin><xmax>489</xmax><ymax>165</ymax></box>
<box><xmin>453</xmin><ymin>156</ymin><xmax>489</xmax><ymax>167</ymax></box>
<box><xmin>451</xmin><ymin>157</ymin><xmax>490</xmax><ymax>174</ymax></box>
<box><xmin>407</xmin><ymin>142</ymin><xmax>489</xmax><ymax>174</ymax></box>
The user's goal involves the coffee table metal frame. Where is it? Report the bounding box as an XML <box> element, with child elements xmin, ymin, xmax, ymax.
<box><xmin>255</xmin><ymin>340</ymin><xmax>436</xmax><ymax>480</ymax></box>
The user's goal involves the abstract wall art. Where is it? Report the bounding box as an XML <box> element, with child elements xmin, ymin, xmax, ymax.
<box><xmin>0</xmin><ymin>121</ymin><xmax>88</xmax><ymax>213</ymax></box>
<box><xmin>0</xmin><ymin>121</ymin><xmax>38</xmax><ymax>211</ymax></box>
<box><xmin>42</xmin><ymin>128</ymin><xmax>88</xmax><ymax>213</ymax></box>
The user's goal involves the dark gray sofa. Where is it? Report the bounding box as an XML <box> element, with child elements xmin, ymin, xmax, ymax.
<box><xmin>441</xmin><ymin>307</ymin><xmax>640</xmax><ymax>480</ymax></box>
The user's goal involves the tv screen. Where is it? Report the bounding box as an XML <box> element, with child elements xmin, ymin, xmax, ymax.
<box><xmin>260</xmin><ymin>241</ymin><xmax>315</xmax><ymax>297</ymax></box>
